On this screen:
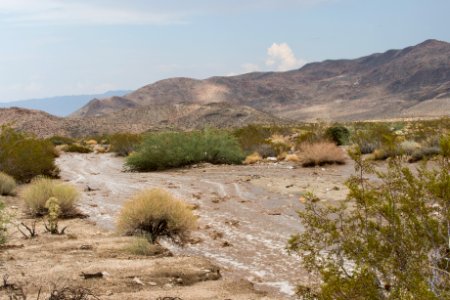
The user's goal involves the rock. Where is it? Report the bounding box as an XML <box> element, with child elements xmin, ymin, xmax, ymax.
<box><xmin>132</xmin><ymin>277</ymin><xmax>145</xmax><ymax>286</ymax></box>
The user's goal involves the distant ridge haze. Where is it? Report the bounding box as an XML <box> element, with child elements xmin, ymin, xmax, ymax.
<box><xmin>0</xmin><ymin>90</ymin><xmax>132</xmax><ymax>117</ymax></box>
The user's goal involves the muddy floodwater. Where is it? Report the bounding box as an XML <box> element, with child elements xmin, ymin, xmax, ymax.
<box><xmin>56</xmin><ymin>153</ymin><xmax>353</xmax><ymax>297</ymax></box>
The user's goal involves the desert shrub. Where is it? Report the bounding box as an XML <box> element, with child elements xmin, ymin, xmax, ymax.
<box><xmin>125</xmin><ymin>235</ymin><xmax>165</xmax><ymax>256</ymax></box>
<box><xmin>0</xmin><ymin>126</ymin><xmax>59</xmax><ymax>182</ymax></box>
<box><xmin>126</xmin><ymin>130</ymin><xmax>244</xmax><ymax>171</ymax></box>
<box><xmin>0</xmin><ymin>201</ymin><xmax>8</xmax><ymax>244</ymax></box>
<box><xmin>325</xmin><ymin>125</ymin><xmax>350</xmax><ymax>145</ymax></box>
<box><xmin>285</xmin><ymin>153</ymin><xmax>300</xmax><ymax>162</ymax></box>
<box><xmin>297</xmin><ymin>141</ymin><xmax>346</xmax><ymax>167</ymax></box>
<box><xmin>233</xmin><ymin>124</ymin><xmax>291</xmax><ymax>153</ymax></box>
<box><xmin>269</xmin><ymin>134</ymin><xmax>293</xmax><ymax>155</ymax></box>
<box><xmin>243</xmin><ymin>152</ymin><xmax>262</xmax><ymax>165</ymax></box>
<box><xmin>409</xmin><ymin>146</ymin><xmax>441</xmax><ymax>163</ymax></box>
<box><xmin>254</xmin><ymin>143</ymin><xmax>277</xmax><ymax>158</ymax></box>
<box><xmin>63</xmin><ymin>143</ymin><xmax>92</xmax><ymax>153</ymax></box>
<box><xmin>399</xmin><ymin>139</ymin><xmax>421</xmax><ymax>155</ymax></box>
<box><xmin>47</xmin><ymin>135</ymin><xmax>75</xmax><ymax>146</ymax></box>
<box><xmin>351</xmin><ymin>123</ymin><xmax>395</xmax><ymax>154</ymax></box>
<box><xmin>0</xmin><ymin>172</ymin><xmax>16</xmax><ymax>196</ymax></box>
<box><xmin>22</xmin><ymin>177</ymin><xmax>79</xmax><ymax>216</ymax></box>
<box><xmin>110</xmin><ymin>133</ymin><xmax>142</xmax><ymax>156</ymax></box>
<box><xmin>117</xmin><ymin>188</ymin><xmax>197</xmax><ymax>244</ymax></box>
<box><xmin>288</xmin><ymin>137</ymin><xmax>450</xmax><ymax>299</ymax></box>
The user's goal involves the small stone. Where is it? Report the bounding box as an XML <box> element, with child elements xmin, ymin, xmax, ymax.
<box><xmin>148</xmin><ymin>282</ymin><xmax>157</xmax><ymax>286</ymax></box>
<box><xmin>163</xmin><ymin>283</ymin><xmax>173</xmax><ymax>290</ymax></box>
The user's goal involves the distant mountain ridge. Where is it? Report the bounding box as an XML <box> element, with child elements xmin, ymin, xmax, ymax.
<box><xmin>74</xmin><ymin>39</ymin><xmax>450</xmax><ymax>121</ymax></box>
<box><xmin>0</xmin><ymin>90</ymin><xmax>132</xmax><ymax>117</ymax></box>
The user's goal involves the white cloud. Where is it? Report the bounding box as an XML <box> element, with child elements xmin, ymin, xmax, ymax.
<box><xmin>0</xmin><ymin>0</ymin><xmax>185</xmax><ymax>26</ymax></box>
<box><xmin>266</xmin><ymin>43</ymin><xmax>306</xmax><ymax>71</ymax></box>
<box><xmin>241</xmin><ymin>63</ymin><xmax>260</xmax><ymax>73</ymax></box>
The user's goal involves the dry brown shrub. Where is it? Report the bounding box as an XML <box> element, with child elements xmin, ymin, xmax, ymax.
<box><xmin>243</xmin><ymin>152</ymin><xmax>262</xmax><ymax>165</ymax></box>
<box><xmin>285</xmin><ymin>153</ymin><xmax>300</xmax><ymax>162</ymax></box>
<box><xmin>298</xmin><ymin>141</ymin><xmax>346</xmax><ymax>167</ymax></box>
<box><xmin>117</xmin><ymin>188</ymin><xmax>197</xmax><ymax>245</ymax></box>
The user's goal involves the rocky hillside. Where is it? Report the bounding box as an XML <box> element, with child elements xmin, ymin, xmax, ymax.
<box><xmin>73</xmin><ymin>39</ymin><xmax>450</xmax><ymax>121</ymax></box>
<box><xmin>1</xmin><ymin>103</ymin><xmax>284</xmax><ymax>137</ymax></box>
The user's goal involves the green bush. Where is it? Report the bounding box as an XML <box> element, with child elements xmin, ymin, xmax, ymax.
<box><xmin>22</xmin><ymin>177</ymin><xmax>80</xmax><ymax>216</ymax></box>
<box><xmin>288</xmin><ymin>137</ymin><xmax>450</xmax><ymax>299</ymax></box>
<box><xmin>126</xmin><ymin>130</ymin><xmax>245</xmax><ymax>171</ymax></box>
<box><xmin>47</xmin><ymin>135</ymin><xmax>75</xmax><ymax>146</ymax></box>
<box><xmin>110</xmin><ymin>133</ymin><xmax>142</xmax><ymax>156</ymax></box>
<box><xmin>0</xmin><ymin>172</ymin><xmax>16</xmax><ymax>196</ymax></box>
<box><xmin>0</xmin><ymin>126</ymin><xmax>59</xmax><ymax>182</ymax></box>
<box><xmin>325</xmin><ymin>125</ymin><xmax>350</xmax><ymax>145</ymax></box>
<box><xmin>117</xmin><ymin>188</ymin><xmax>197</xmax><ymax>244</ymax></box>
<box><xmin>63</xmin><ymin>143</ymin><xmax>92</xmax><ymax>153</ymax></box>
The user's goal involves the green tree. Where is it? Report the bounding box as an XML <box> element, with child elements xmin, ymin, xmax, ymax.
<box><xmin>288</xmin><ymin>135</ymin><xmax>450</xmax><ymax>299</ymax></box>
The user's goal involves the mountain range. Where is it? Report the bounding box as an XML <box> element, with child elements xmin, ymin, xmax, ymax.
<box><xmin>1</xmin><ymin>39</ymin><xmax>449</xmax><ymax>137</ymax></box>
<box><xmin>73</xmin><ymin>39</ymin><xmax>450</xmax><ymax>121</ymax></box>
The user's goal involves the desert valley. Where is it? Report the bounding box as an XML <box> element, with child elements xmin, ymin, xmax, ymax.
<box><xmin>0</xmin><ymin>2</ymin><xmax>450</xmax><ymax>299</ymax></box>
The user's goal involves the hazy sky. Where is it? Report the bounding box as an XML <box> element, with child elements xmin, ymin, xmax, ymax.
<box><xmin>0</xmin><ymin>0</ymin><xmax>449</xmax><ymax>102</ymax></box>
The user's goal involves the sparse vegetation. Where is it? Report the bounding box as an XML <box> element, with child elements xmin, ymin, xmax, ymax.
<box><xmin>0</xmin><ymin>172</ymin><xmax>16</xmax><ymax>196</ymax></box>
<box><xmin>110</xmin><ymin>133</ymin><xmax>142</xmax><ymax>156</ymax></box>
<box><xmin>126</xmin><ymin>130</ymin><xmax>244</xmax><ymax>171</ymax></box>
<box><xmin>325</xmin><ymin>125</ymin><xmax>350</xmax><ymax>145</ymax></box>
<box><xmin>117</xmin><ymin>188</ymin><xmax>197</xmax><ymax>245</ymax></box>
<box><xmin>243</xmin><ymin>152</ymin><xmax>263</xmax><ymax>165</ymax></box>
<box><xmin>22</xmin><ymin>177</ymin><xmax>79</xmax><ymax>216</ymax></box>
<box><xmin>63</xmin><ymin>143</ymin><xmax>92</xmax><ymax>153</ymax></box>
<box><xmin>288</xmin><ymin>136</ymin><xmax>450</xmax><ymax>299</ymax></box>
<box><xmin>297</xmin><ymin>141</ymin><xmax>346</xmax><ymax>167</ymax></box>
<box><xmin>47</xmin><ymin>135</ymin><xmax>75</xmax><ymax>146</ymax></box>
<box><xmin>0</xmin><ymin>201</ymin><xmax>8</xmax><ymax>244</ymax></box>
<box><xmin>0</xmin><ymin>125</ymin><xmax>59</xmax><ymax>182</ymax></box>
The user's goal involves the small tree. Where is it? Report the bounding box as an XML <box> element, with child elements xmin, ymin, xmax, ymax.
<box><xmin>288</xmin><ymin>136</ymin><xmax>450</xmax><ymax>299</ymax></box>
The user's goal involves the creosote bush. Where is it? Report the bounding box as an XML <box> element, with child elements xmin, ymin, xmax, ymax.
<box><xmin>22</xmin><ymin>177</ymin><xmax>79</xmax><ymax>216</ymax></box>
<box><xmin>297</xmin><ymin>141</ymin><xmax>346</xmax><ymax>167</ymax></box>
<box><xmin>0</xmin><ymin>172</ymin><xmax>16</xmax><ymax>196</ymax></box>
<box><xmin>0</xmin><ymin>126</ymin><xmax>59</xmax><ymax>182</ymax></box>
<box><xmin>126</xmin><ymin>130</ymin><xmax>244</xmax><ymax>171</ymax></box>
<box><xmin>117</xmin><ymin>188</ymin><xmax>197</xmax><ymax>245</ymax></box>
<box><xmin>110</xmin><ymin>133</ymin><xmax>142</xmax><ymax>156</ymax></box>
<box><xmin>288</xmin><ymin>136</ymin><xmax>450</xmax><ymax>299</ymax></box>
<box><xmin>325</xmin><ymin>125</ymin><xmax>350</xmax><ymax>145</ymax></box>
<box><xmin>63</xmin><ymin>143</ymin><xmax>92</xmax><ymax>153</ymax></box>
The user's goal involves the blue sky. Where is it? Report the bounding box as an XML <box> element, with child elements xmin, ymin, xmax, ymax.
<box><xmin>0</xmin><ymin>0</ymin><xmax>449</xmax><ymax>102</ymax></box>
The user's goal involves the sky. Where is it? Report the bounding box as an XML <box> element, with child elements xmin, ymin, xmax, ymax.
<box><xmin>0</xmin><ymin>0</ymin><xmax>449</xmax><ymax>102</ymax></box>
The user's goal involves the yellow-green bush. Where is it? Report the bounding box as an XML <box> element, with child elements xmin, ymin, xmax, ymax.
<box><xmin>0</xmin><ymin>126</ymin><xmax>59</xmax><ymax>182</ymax></box>
<box><xmin>110</xmin><ymin>133</ymin><xmax>142</xmax><ymax>157</ymax></box>
<box><xmin>0</xmin><ymin>172</ymin><xmax>16</xmax><ymax>196</ymax></box>
<box><xmin>63</xmin><ymin>143</ymin><xmax>92</xmax><ymax>153</ymax></box>
<box><xmin>22</xmin><ymin>177</ymin><xmax>80</xmax><ymax>216</ymax></box>
<box><xmin>117</xmin><ymin>188</ymin><xmax>197</xmax><ymax>244</ymax></box>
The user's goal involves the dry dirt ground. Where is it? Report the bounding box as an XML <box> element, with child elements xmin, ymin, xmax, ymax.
<box><xmin>56</xmin><ymin>153</ymin><xmax>355</xmax><ymax>297</ymax></box>
<box><xmin>0</xmin><ymin>153</ymin><xmax>357</xmax><ymax>299</ymax></box>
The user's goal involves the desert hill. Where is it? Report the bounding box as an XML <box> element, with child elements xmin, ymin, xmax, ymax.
<box><xmin>0</xmin><ymin>103</ymin><xmax>284</xmax><ymax>137</ymax></box>
<box><xmin>73</xmin><ymin>39</ymin><xmax>450</xmax><ymax>121</ymax></box>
